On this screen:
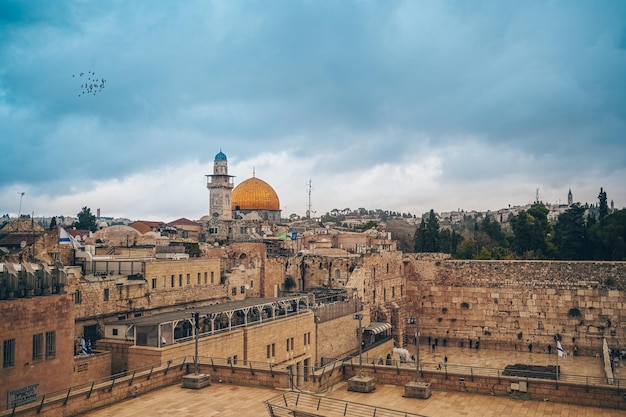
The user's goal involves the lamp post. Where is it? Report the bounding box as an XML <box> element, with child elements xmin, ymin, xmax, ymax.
<box><xmin>193</xmin><ymin>312</ymin><xmax>199</xmax><ymax>375</ymax></box>
<box><xmin>409</xmin><ymin>316</ymin><xmax>420</xmax><ymax>381</ymax></box>
<box><xmin>354</xmin><ymin>313</ymin><xmax>363</xmax><ymax>377</ymax></box>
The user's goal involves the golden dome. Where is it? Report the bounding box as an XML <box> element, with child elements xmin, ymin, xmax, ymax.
<box><xmin>231</xmin><ymin>177</ymin><xmax>280</xmax><ymax>211</ymax></box>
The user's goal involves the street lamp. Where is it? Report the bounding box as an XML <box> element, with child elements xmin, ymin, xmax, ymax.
<box><xmin>354</xmin><ymin>313</ymin><xmax>364</xmax><ymax>377</ymax></box>
<box><xmin>192</xmin><ymin>312</ymin><xmax>200</xmax><ymax>375</ymax></box>
<box><xmin>409</xmin><ymin>316</ymin><xmax>420</xmax><ymax>381</ymax></box>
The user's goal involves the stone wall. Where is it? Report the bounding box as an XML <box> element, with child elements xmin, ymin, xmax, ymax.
<box><xmin>245</xmin><ymin>312</ymin><xmax>315</xmax><ymax>364</ymax></box>
<box><xmin>125</xmin><ymin>330</ymin><xmax>245</xmax><ymax>370</ymax></box>
<box><xmin>317</xmin><ymin>313</ymin><xmax>365</xmax><ymax>365</ymax></box>
<box><xmin>405</xmin><ymin>258</ymin><xmax>626</xmax><ymax>353</ymax></box>
<box><xmin>0</xmin><ymin>295</ymin><xmax>74</xmax><ymax>408</ymax></box>
<box><xmin>72</xmin><ymin>351</ymin><xmax>112</xmax><ymax>385</ymax></box>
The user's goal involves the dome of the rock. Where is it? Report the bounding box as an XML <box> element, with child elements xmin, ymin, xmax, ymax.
<box><xmin>231</xmin><ymin>177</ymin><xmax>280</xmax><ymax>211</ymax></box>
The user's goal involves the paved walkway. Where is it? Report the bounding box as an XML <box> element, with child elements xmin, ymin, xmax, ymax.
<box><xmin>80</xmin><ymin>347</ymin><xmax>625</xmax><ymax>417</ymax></box>
<box><xmin>83</xmin><ymin>380</ymin><xmax>625</xmax><ymax>417</ymax></box>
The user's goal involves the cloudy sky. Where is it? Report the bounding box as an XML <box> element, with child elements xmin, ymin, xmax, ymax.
<box><xmin>1</xmin><ymin>1</ymin><xmax>625</xmax><ymax>222</ymax></box>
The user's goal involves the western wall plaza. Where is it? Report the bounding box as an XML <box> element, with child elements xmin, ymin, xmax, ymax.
<box><xmin>1</xmin><ymin>152</ymin><xmax>625</xmax><ymax>416</ymax></box>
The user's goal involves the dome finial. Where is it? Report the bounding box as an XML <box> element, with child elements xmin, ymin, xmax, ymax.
<box><xmin>253</xmin><ymin>167</ymin><xmax>256</xmax><ymax>177</ymax></box>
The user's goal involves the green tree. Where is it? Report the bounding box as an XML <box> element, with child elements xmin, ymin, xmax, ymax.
<box><xmin>49</xmin><ymin>216</ymin><xmax>57</xmax><ymax>230</ymax></box>
<box><xmin>424</xmin><ymin>210</ymin><xmax>440</xmax><ymax>252</ymax></box>
<box><xmin>480</xmin><ymin>215</ymin><xmax>507</xmax><ymax>246</ymax></box>
<box><xmin>589</xmin><ymin>209</ymin><xmax>626</xmax><ymax>260</ymax></box>
<box><xmin>74</xmin><ymin>207</ymin><xmax>97</xmax><ymax>232</ymax></box>
<box><xmin>598</xmin><ymin>187</ymin><xmax>608</xmax><ymax>218</ymax></box>
<box><xmin>474</xmin><ymin>247</ymin><xmax>492</xmax><ymax>260</ymax></box>
<box><xmin>361</xmin><ymin>220</ymin><xmax>378</xmax><ymax>231</ymax></box>
<box><xmin>439</xmin><ymin>228</ymin><xmax>464</xmax><ymax>254</ymax></box>
<box><xmin>553</xmin><ymin>203</ymin><xmax>589</xmax><ymax>260</ymax></box>
<box><xmin>510</xmin><ymin>203</ymin><xmax>550</xmax><ymax>258</ymax></box>
<box><xmin>455</xmin><ymin>239</ymin><xmax>476</xmax><ymax>259</ymax></box>
<box><xmin>414</xmin><ymin>219</ymin><xmax>427</xmax><ymax>252</ymax></box>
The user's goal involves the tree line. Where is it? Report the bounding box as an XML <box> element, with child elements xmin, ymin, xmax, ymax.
<box><xmin>415</xmin><ymin>188</ymin><xmax>626</xmax><ymax>261</ymax></box>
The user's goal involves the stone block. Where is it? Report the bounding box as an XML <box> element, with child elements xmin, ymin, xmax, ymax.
<box><xmin>182</xmin><ymin>373</ymin><xmax>211</xmax><ymax>389</ymax></box>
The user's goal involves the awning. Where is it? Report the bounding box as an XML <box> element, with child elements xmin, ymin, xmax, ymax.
<box><xmin>365</xmin><ymin>322</ymin><xmax>392</xmax><ymax>335</ymax></box>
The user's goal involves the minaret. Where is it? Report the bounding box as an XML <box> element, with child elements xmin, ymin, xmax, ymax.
<box><xmin>567</xmin><ymin>189</ymin><xmax>573</xmax><ymax>206</ymax></box>
<box><xmin>205</xmin><ymin>150</ymin><xmax>234</xmax><ymax>220</ymax></box>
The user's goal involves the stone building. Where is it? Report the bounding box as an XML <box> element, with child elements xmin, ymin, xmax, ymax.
<box><xmin>203</xmin><ymin>151</ymin><xmax>282</xmax><ymax>243</ymax></box>
<box><xmin>0</xmin><ymin>295</ymin><xmax>76</xmax><ymax>408</ymax></box>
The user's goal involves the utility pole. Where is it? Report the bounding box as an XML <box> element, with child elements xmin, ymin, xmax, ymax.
<box><xmin>17</xmin><ymin>192</ymin><xmax>25</xmax><ymax>231</ymax></box>
<box><xmin>306</xmin><ymin>179</ymin><xmax>313</xmax><ymax>219</ymax></box>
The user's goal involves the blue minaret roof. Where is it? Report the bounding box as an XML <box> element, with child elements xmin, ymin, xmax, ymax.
<box><xmin>215</xmin><ymin>150</ymin><xmax>227</xmax><ymax>161</ymax></box>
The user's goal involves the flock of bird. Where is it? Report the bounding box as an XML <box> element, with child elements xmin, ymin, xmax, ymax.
<box><xmin>73</xmin><ymin>71</ymin><xmax>106</xmax><ymax>97</ymax></box>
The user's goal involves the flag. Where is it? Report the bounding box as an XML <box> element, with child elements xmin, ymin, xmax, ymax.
<box><xmin>59</xmin><ymin>227</ymin><xmax>72</xmax><ymax>244</ymax></box>
<box><xmin>557</xmin><ymin>341</ymin><xmax>566</xmax><ymax>358</ymax></box>
<box><xmin>59</xmin><ymin>227</ymin><xmax>82</xmax><ymax>250</ymax></box>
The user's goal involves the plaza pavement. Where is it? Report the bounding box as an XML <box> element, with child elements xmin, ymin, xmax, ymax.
<box><xmin>81</xmin><ymin>345</ymin><xmax>625</xmax><ymax>417</ymax></box>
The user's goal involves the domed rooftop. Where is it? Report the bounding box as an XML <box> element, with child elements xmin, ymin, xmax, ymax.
<box><xmin>232</xmin><ymin>176</ymin><xmax>280</xmax><ymax>211</ymax></box>
<box><xmin>215</xmin><ymin>151</ymin><xmax>227</xmax><ymax>161</ymax></box>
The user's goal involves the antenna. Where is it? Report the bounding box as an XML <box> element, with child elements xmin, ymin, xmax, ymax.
<box><xmin>306</xmin><ymin>179</ymin><xmax>313</xmax><ymax>219</ymax></box>
<box><xmin>535</xmin><ymin>188</ymin><xmax>540</xmax><ymax>203</ymax></box>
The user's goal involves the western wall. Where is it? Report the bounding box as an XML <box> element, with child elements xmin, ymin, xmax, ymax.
<box><xmin>405</xmin><ymin>255</ymin><xmax>626</xmax><ymax>355</ymax></box>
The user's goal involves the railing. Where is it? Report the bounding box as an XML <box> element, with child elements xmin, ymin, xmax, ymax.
<box><xmin>265</xmin><ymin>391</ymin><xmax>429</xmax><ymax>417</ymax></box>
<box><xmin>364</xmin><ymin>356</ymin><xmax>626</xmax><ymax>388</ymax></box>
<box><xmin>171</xmin><ymin>309</ymin><xmax>311</xmax><ymax>344</ymax></box>
<box><xmin>0</xmin><ymin>356</ymin><xmax>187</xmax><ymax>413</ymax></box>
<box><xmin>3</xmin><ymin>353</ymin><xmax>624</xmax><ymax>414</ymax></box>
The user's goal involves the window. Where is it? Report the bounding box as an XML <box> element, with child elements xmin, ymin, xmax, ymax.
<box><xmin>112</xmin><ymin>329</ymin><xmax>118</xmax><ymax>336</ymax></box>
<box><xmin>384</xmin><ymin>288</ymin><xmax>387</xmax><ymax>302</ymax></box>
<box><xmin>186</xmin><ymin>274</ymin><xmax>190</xmax><ymax>285</ymax></box>
<box><xmin>46</xmin><ymin>331</ymin><xmax>56</xmax><ymax>359</ymax></box>
<box><xmin>240</xmin><ymin>227</ymin><xmax>246</xmax><ymax>234</ymax></box>
<box><xmin>232</xmin><ymin>287</ymin><xmax>236</xmax><ymax>296</ymax></box>
<box><xmin>240</xmin><ymin>286</ymin><xmax>245</xmax><ymax>294</ymax></box>
<box><xmin>291</xmin><ymin>337</ymin><xmax>294</xmax><ymax>351</ymax></box>
<box><xmin>152</xmin><ymin>278</ymin><xmax>157</xmax><ymax>289</ymax></box>
<box><xmin>286</xmin><ymin>338</ymin><xmax>290</xmax><ymax>351</ymax></box>
<box><xmin>250</xmin><ymin>280</ymin><xmax>254</xmax><ymax>288</ymax></box>
<box><xmin>267</xmin><ymin>344</ymin><xmax>271</xmax><ymax>358</ymax></box>
<box><xmin>204</xmin><ymin>272</ymin><xmax>208</xmax><ymax>284</ymax></box>
<box><xmin>74</xmin><ymin>291</ymin><xmax>82</xmax><ymax>304</ymax></box>
<box><xmin>32</xmin><ymin>334</ymin><xmax>43</xmax><ymax>361</ymax></box>
<box><xmin>179</xmin><ymin>275</ymin><xmax>183</xmax><ymax>287</ymax></box>
<box><xmin>208</xmin><ymin>227</ymin><xmax>218</xmax><ymax>234</ymax></box>
<box><xmin>171</xmin><ymin>275</ymin><xmax>175</xmax><ymax>288</ymax></box>
<box><xmin>272</xmin><ymin>343</ymin><xmax>275</xmax><ymax>356</ymax></box>
<box><xmin>3</xmin><ymin>339</ymin><xmax>15</xmax><ymax>367</ymax></box>
<box><xmin>211</xmin><ymin>271</ymin><xmax>214</xmax><ymax>284</ymax></box>
<box><xmin>197</xmin><ymin>273</ymin><xmax>201</xmax><ymax>285</ymax></box>
<box><xmin>104</xmin><ymin>288</ymin><xmax>109</xmax><ymax>301</ymax></box>
<box><xmin>392</xmin><ymin>286</ymin><xmax>395</xmax><ymax>298</ymax></box>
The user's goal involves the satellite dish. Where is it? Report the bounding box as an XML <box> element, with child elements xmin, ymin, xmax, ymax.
<box><xmin>20</xmin><ymin>240</ymin><xmax>27</xmax><ymax>248</ymax></box>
